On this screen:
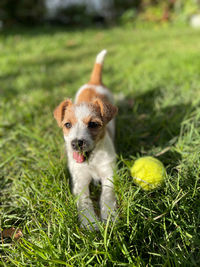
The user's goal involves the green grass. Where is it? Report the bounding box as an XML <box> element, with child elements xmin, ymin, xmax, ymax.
<box><xmin>1</xmin><ymin>24</ymin><xmax>200</xmax><ymax>266</ymax></box>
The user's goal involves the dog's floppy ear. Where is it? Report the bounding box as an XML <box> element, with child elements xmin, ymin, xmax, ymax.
<box><xmin>93</xmin><ymin>98</ymin><xmax>118</xmax><ymax>123</ymax></box>
<box><xmin>54</xmin><ymin>99</ymin><xmax>72</xmax><ymax>127</ymax></box>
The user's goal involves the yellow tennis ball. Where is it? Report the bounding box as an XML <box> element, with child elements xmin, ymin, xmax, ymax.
<box><xmin>130</xmin><ymin>157</ymin><xmax>166</xmax><ymax>190</ymax></box>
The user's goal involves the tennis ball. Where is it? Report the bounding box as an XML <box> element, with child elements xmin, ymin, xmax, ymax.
<box><xmin>130</xmin><ymin>157</ymin><xmax>166</xmax><ymax>190</ymax></box>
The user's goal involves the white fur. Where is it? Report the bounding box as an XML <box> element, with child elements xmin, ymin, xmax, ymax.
<box><xmin>75</xmin><ymin>103</ymin><xmax>91</xmax><ymax>120</ymax></box>
<box><xmin>66</xmin><ymin>131</ymin><xmax>116</xmax><ymax>229</ymax></box>
<box><xmin>96</xmin><ymin>49</ymin><xmax>107</xmax><ymax>64</ymax></box>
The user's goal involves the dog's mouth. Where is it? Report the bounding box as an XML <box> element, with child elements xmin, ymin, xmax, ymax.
<box><xmin>73</xmin><ymin>151</ymin><xmax>90</xmax><ymax>163</ymax></box>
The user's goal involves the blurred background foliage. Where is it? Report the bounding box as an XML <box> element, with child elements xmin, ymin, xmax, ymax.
<box><xmin>0</xmin><ymin>0</ymin><xmax>45</xmax><ymax>25</ymax></box>
<box><xmin>0</xmin><ymin>0</ymin><xmax>200</xmax><ymax>27</ymax></box>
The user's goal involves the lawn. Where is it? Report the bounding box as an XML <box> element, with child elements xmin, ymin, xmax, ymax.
<box><xmin>0</xmin><ymin>24</ymin><xmax>200</xmax><ymax>266</ymax></box>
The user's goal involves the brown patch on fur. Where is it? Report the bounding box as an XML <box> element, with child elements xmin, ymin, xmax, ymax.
<box><xmin>54</xmin><ymin>99</ymin><xmax>73</xmax><ymax>127</ymax></box>
<box><xmin>62</xmin><ymin>106</ymin><xmax>77</xmax><ymax>135</ymax></box>
<box><xmin>82</xmin><ymin>115</ymin><xmax>105</xmax><ymax>142</ymax></box>
<box><xmin>93</xmin><ymin>98</ymin><xmax>118</xmax><ymax>123</ymax></box>
<box><xmin>89</xmin><ymin>123</ymin><xmax>106</xmax><ymax>143</ymax></box>
<box><xmin>82</xmin><ymin>115</ymin><xmax>92</xmax><ymax>125</ymax></box>
<box><xmin>88</xmin><ymin>63</ymin><xmax>103</xmax><ymax>85</ymax></box>
<box><xmin>76</xmin><ymin>88</ymin><xmax>108</xmax><ymax>104</ymax></box>
<box><xmin>82</xmin><ymin>116</ymin><xmax>102</xmax><ymax>126</ymax></box>
<box><xmin>93</xmin><ymin>126</ymin><xmax>106</xmax><ymax>142</ymax></box>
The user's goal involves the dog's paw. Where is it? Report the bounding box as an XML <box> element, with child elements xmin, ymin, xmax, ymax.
<box><xmin>79</xmin><ymin>214</ymin><xmax>100</xmax><ymax>231</ymax></box>
<box><xmin>101</xmin><ymin>210</ymin><xmax>118</xmax><ymax>224</ymax></box>
<box><xmin>80</xmin><ymin>220</ymin><xmax>99</xmax><ymax>231</ymax></box>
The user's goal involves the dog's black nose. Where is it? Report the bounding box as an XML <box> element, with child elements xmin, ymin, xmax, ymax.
<box><xmin>71</xmin><ymin>139</ymin><xmax>85</xmax><ymax>150</ymax></box>
<box><xmin>78</xmin><ymin>139</ymin><xmax>83</xmax><ymax>147</ymax></box>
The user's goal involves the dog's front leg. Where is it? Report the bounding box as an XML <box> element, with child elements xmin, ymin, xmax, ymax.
<box><xmin>72</xmin><ymin>173</ymin><xmax>98</xmax><ymax>229</ymax></box>
<box><xmin>100</xmin><ymin>167</ymin><xmax>117</xmax><ymax>222</ymax></box>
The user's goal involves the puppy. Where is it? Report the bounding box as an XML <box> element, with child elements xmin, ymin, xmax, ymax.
<box><xmin>54</xmin><ymin>50</ymin><xmax>118</xmax><ymax>229</ymax></box>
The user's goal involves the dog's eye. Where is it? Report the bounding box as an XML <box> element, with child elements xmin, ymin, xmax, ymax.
<box><xmin>88</xmin><ymin>121</ymin><xmax>99</xmax><ymax>128</ymax></box>
<box><xmin>64</xmin><ymin>122</ymin><xmax>72</xmax><ymax>129</ymax></box>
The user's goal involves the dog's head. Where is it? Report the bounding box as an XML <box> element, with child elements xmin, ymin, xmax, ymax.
<box><xmin>54</xmin><ymin>99</ymin><xmax>117</xmax><ymax>163</ymax></box>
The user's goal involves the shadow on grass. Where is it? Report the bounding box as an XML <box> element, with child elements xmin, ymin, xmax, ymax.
<box><xmin>115</xmin><ymin>88</ymin><xmax>192</xmax><ymax>167</ymax></box>
<box><xmin>0</xmin><ymin>52</ymin><xmax>92</xmax><ymax>100</ymax></box>
<box><xmin>1</xmin><ymin>24</ymin><xmax>111</xmax><ymax>38</ymax></box>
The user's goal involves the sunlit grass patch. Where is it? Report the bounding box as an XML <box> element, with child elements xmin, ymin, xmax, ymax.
<box><xmin>1</xmin><ymin>25</ymin><xmax>200</xmax><ymax>266</ymax></box>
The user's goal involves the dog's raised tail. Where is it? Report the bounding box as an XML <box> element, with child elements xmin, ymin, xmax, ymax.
<box><xmin>89</xmin><ymin>49</ymin><xmax>107</xmax><ymax>85</ymax></box>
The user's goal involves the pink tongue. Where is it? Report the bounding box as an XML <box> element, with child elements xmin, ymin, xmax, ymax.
<box><xmin>73</xmin><ymin>152</ymin><xmax>85</xmax><ymax>163</ymax></box>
